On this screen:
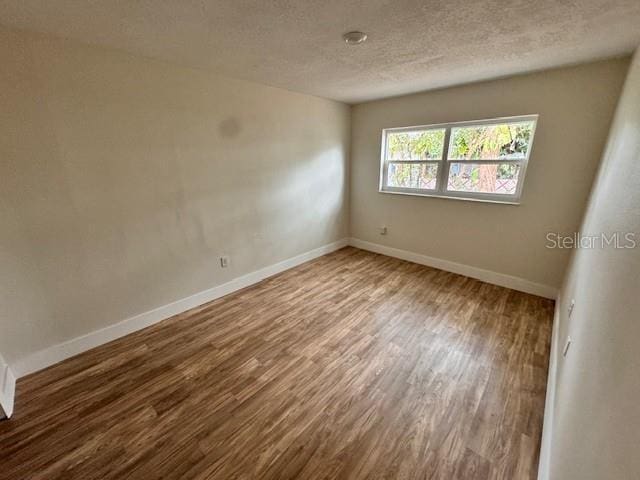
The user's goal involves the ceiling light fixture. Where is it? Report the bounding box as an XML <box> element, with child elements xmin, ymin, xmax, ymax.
<box><xmin>343</xmin><ymin>31</ymin><xmax>367</xmax><ymax>45</ymax></box>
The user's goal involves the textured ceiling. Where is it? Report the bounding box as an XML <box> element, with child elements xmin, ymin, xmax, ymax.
<box><xmin>1</xmin><ymin>0</ymin><xmax>639</xmax><ymax>103</ymax></box>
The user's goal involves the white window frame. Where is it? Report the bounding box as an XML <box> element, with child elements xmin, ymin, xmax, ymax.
<box><xmin>379</xmin><ymin>114</ymin><xmax>538</xmax><ymax>204</ymax></box>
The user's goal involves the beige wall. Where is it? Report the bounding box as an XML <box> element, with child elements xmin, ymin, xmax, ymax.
<box><xmin>350</xmin><ymin>59</ymin><xmax>629</xmax><ymax>290</ymax></box>
<box><xmin>0</xmin><ymin>28</ymin><xmax>350</xmax><ymax>364</ymax></box>
<box><xmin>539</xmin><ymin>50</ymin><xmax>640</xmax><ymax>480</ymax></box>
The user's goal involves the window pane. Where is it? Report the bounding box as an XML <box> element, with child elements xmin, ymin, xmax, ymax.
<box><xmin>387</xmin><ymin>163</ymin><xmax>438</xmax><ymax>190</ymax></box>
<box><xmin>386</xmin><ymin>129</ymin><xmax>445</xmax><ymax>160</ymax></box>
<box><xmin>447</xmin><ymin>163</ymin><xmax>520</xmax><ymax>195</ymax></box>
<box><xmin>447</xmin><ymin>121</ymin><xmax>535</xmax><ymax>160</ymax></box>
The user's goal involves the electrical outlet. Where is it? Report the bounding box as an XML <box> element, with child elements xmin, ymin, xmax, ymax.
<box><xmin>220</xmin><ymin>256</ymin><xmax>229</xmax><ymax>268</ymax></box>
<box><xmin>379</xmin><ymin>226</ymin><xmax>387</xmax><ymax>235</ymax></box>
<box><xmin>568</xmin><ymin>299</ymin><xmax>576</xmax><ymax>317</ymax></box>
<box><xmin>563</xmin><ymin>336</ymin><xmax>572</xmax><ymax>357</ymax></box>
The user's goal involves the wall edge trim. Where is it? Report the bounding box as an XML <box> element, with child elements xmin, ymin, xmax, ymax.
<box><xmin>0</xmin><ymin>355</ymin><xmax>16</xmax><ymax>418</ymax></box>
<box><xmin>536</xmin><ymin>292</ymin><xmax>562</xmax><ymax>479</ymax></box>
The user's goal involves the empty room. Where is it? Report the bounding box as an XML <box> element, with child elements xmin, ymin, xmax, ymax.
<box><xmin>1</xmin><ymin>1</ymin><xmax>639</xmax><ymax>479</ymax></box>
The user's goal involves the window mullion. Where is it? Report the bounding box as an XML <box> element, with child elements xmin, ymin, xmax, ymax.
<box><xmin>437</xmin><ymin>127</ymin><xmax>452</xmax><ymax>193</ymax></box>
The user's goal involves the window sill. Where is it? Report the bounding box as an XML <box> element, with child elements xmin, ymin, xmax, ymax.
<box><xmin>378</xmin><ymin>188</ymin><xmax>521</xmax><ymax>205</ymax></box>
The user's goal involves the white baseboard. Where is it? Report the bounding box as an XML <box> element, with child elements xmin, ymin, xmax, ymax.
<box><xmin>7</xmin><ymin>235</ymin><xmax>554</xmax><ymax>406</ymax></box>
<box><xmin>10</xmin><ymin>238</ymin><xmax>349</xmax><ymax>379</ymax></box>
<box><xmin>349</xmin><ymin>238</ymin><xmax>558</xmax><ymax>299</ymax></box>
<box><xmin>0</xmin><ymin>354</ymin><xmax>16</xmax><ymax>418</ymax></box>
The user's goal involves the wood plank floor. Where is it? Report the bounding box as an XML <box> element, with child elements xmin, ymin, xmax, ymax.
<box><xmin>0</xmin><ymin>247</ymin><xmax>553</xmax><ymax>480</ymax></box>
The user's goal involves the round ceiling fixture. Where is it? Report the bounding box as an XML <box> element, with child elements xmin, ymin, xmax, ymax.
<box><xmin>342</xmin><ymin>31</ymin><xmax>367</xmax><ymax>45</ymax></box>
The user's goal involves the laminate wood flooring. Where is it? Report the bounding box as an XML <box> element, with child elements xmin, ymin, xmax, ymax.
<box><xmin>0</xmin><ymin>247</ymin><xmax>554</xmax><ymax>479</ymax></box>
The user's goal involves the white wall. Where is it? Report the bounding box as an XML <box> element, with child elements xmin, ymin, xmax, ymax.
<box><xmin>0</xmin><ymin>27</ymin><xmax>350</xmax><ymax>366</ymax></box>
<box><xmin>350</xmin><ymin>59</ymin><xmax>629</xmax><ymax>291</ymax></box>
<box><xmin>539</xmin><ymin>49</ymin><xmax>640</xmax><ymax>480</ymax></box>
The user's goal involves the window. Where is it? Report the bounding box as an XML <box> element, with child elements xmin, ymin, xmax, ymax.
<box><xmin>380</xmin><ymin>115</ymin><xmax>538</xmax><ymax>203</ymax></box>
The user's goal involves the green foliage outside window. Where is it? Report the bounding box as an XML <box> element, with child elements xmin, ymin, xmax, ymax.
<box><xmin>448</xmin><ymin>122</ymin><xmax>533</xmax><ymax>160</ymax></box>
<box><xmin>387</xmin><ymin>129</ymin><xmax>445</xmax><ymax>160</ymax></box>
